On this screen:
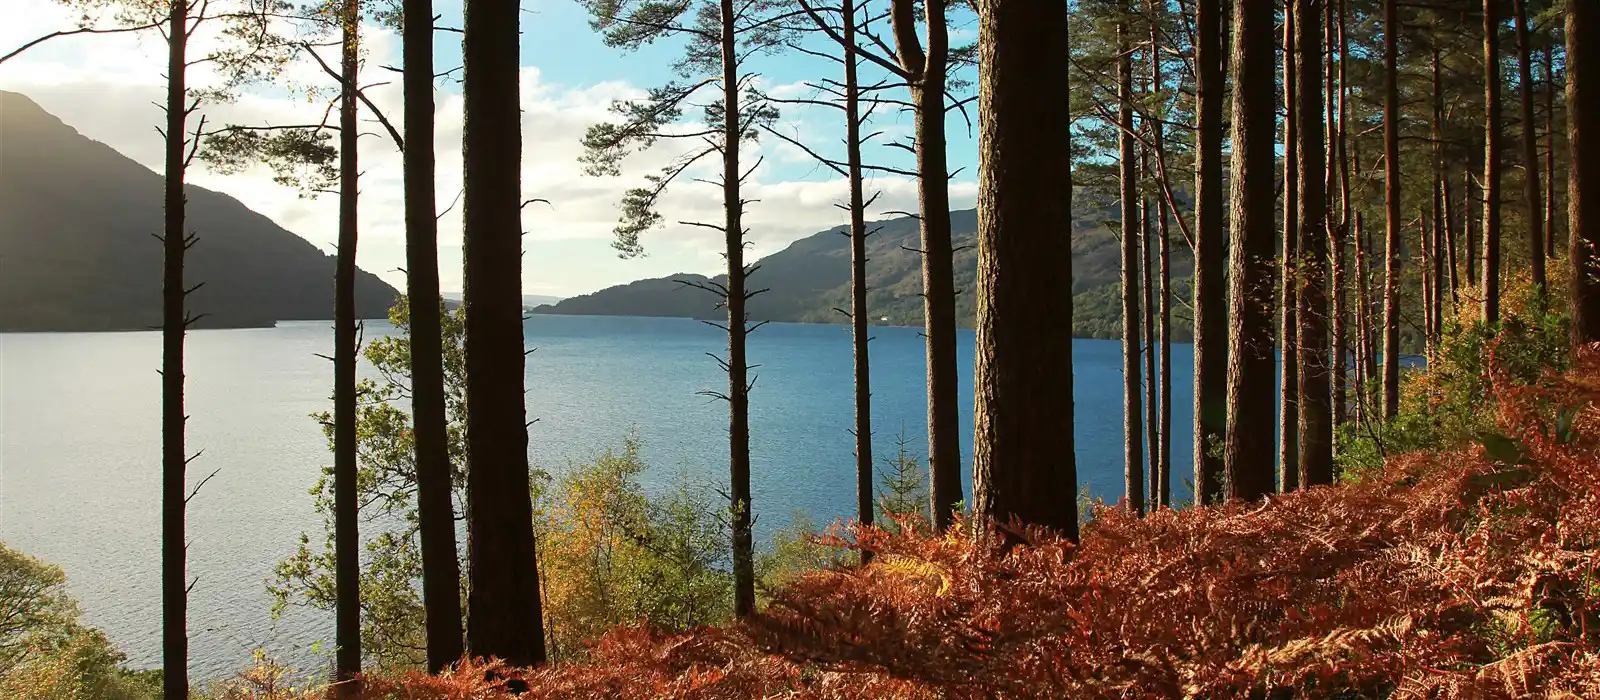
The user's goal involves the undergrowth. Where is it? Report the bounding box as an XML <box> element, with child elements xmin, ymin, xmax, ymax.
<box><xmin>302</xmin><ymin>347</ymin><xmax>1600</xmax><ymax>698</ymax></box>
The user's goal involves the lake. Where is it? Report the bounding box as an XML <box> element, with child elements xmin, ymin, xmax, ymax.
<box><xmin>0</xmin><ymin>314</ymin><xmax>1195</xmax><ymax>681</ymax></box>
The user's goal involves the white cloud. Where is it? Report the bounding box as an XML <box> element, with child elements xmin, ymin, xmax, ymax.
<box><xmin>1</xmin><ymin>0</ymin><xmax>972</xmax><ymax>298</ymax></box>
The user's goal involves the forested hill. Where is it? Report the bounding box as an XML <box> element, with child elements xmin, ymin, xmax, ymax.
<box><xmin>533</xmin><ymin>201</ymin><xmax>1197</xmax><ymax>340</ymax></box>
<box><xmin>0</xmin><ymin>91</ymin><xmax>399</xmax><ymax>332</ymax></box>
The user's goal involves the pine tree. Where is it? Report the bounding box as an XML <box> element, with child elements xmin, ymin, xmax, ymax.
<box><xmin>462</xmin><ymin>0</ymin><xmax>547</xmax><ymax>665</ymax></box>
<box><xmin>403</xmin><ymin>0</ymin><xmax>465</xmax><ymax>670</ymax></box>
<box><xmin>333</xmin><ymin>0</ymin><xmax>362</xmax><ymax>689</ymax></box>
<box><xmin>971</xmin><ymin>0</ymin><xmax>1078</xmax><ymax>538</ymax></box>
<box><xmin>1572</xmin><ymin>0</ymin><xmax>1600</xmax><ymax>345</ymax></box>
<box><xmin>1224</xmin><ymin>0</ymin><xmax>1278</xmax><ymax>502</ymax></box>
<box><xmin>1191</xmin><ymin>0</ymin><xmax>1227</xmax><ymax>506</ymax></box>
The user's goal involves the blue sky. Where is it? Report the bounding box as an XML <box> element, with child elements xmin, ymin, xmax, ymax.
<box><xmin>0</xmin><ymin>0</ymin><xmax>983</xmax><ymax>297</ymax></box>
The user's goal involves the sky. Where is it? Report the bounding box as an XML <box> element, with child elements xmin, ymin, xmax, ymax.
<box><xmin>0</xmin><ymin>0</ymin><xmax>981</xmax><ymax>298</ymax></box>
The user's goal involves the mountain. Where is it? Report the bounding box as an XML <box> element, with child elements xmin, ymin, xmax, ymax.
<box><xmin>534</xmin><ymin>201</ymin><xmax>1197</xmax><ymax>340</ymax></box>
<box><xmin>0</xmin><ymin>91</ymin><xmax>399</xmax><ymax>332</ymax></box>
<box><xmin>441</xmin><ymin>292</ymin><xmax>563</xmax><ymax>311</ymax></box>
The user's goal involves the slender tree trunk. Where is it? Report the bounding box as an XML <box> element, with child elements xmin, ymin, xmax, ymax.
<box><xmin>1432</xmin><ymin>46</ymin><xmax>1446</xmax><ymax>338</ymax></box>
<box><xmin>161</xmin><ymin>1</ymin><xmax>190</xmax><ymax>697</ymax></box>
<box><xmin>1279</xmin><ymin>7</ymin><xmax>1299</xmax><ymax>492</ymax></box>
<box><xmin>1382</xmin><ymin>0</ymin><xmax>1401</xmax><ymax>418</ymax></box>
<box><xmin>1421</xmin><ymin>213</ymin><xmax>1436</xmax><ymax>353</ymax></box>
<box><xmin>1484</xmin><ymin>0</ymin><xmax>1504</xmax><ymax>325</ymax></box>
<box><xmin>1141</xmin><ymin>162</ymin><xmax>1157</xmax><ymax>514</ymax></box>
<box><xmin>1119</xmin><ymin>12</ymin><xmax>1144</xmax><ymax>515</ymax></box>
<box><xmin>1295</xmin><ymin>0</ymin><xmax>1330</xmax><ymax>488</ymax></box>
<box><xmin>1354</xmin><ymin>211</ymin><xmax>1371</xmax><ymax>424</ymax></box>
<box><xmin>1331</xmin><ymin>0</ymin><xmax>1348</xmax><ymax>431</ymax></box>
<box><xmin>462</xmin><ymin>0</ymin><xmax>546</xmax><ymax>666</ymax></box>
<box><xmin>1192</xmin><ymin>0</ymin><xmax>1227</xmax><ymax>507</ymax></box>
<box><xmin>890</xmin><ymin>0</ymin><xmax>960</xmax><ymax>532</ymax></box>
<box><xmin>843</xmin><ymin>0</ymin><xmax>873</xmax><ymax>565</ymax></box>
<box><xmin>1141</xmin><ymin>8</ymin><xmax>1171</xmax><ymax>510</ymax></box>
<box><xmin>1572</xmin><ymin>0</ymin><xmax>1600</xmax><ymax>345</ymax></box>
<box><xmin>1445</xmin><ymin>174</ymin><xmax>1460</xmax><ymax>303</ymax></box>
<box><xmin>1516</xmin><ymin>0</ymin><xmax>1546</xmax><ymax>294</ymax></box>
<box><xmin>970</xmin><ymin>0</ymin><xmax>1076</xmax><ymax>538</ymax></box>
<box><xmin>1547</xmin><ymin>45</ymin><xmax>1559</xmax><ymax>260</ymax></box>
<box><xmin>404</xmin><ymin>0</ymin><xmax>464</xmax><ymax>671</ymax></box>
<box><xmin>719</xmin><ymin>0</ymin><xmax>756</xmax><ymax>618</ymax></box>
<box><xmin>1466</xmin><ymin>166</ymin><xmax>1479</xmax><ymax>282</ymax></box>
<box><xmin>334</xmin><ymin>2</ymin><xmax>362</xmax><ymax>689</ymax></box>
<box><xmin>1225</xmin><ymin>0</ymin><xmax>1277</xmax><ymax>502</ymax></box>
<box><xmin>1157</xmin><ymin>161</ymin><xmax>1172</xmax><ymax>507</ymax></box>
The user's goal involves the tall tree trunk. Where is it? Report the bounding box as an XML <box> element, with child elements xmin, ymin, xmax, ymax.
<box><xmin>404</xmin><ymin>0</ymin><xmax>465</xmax><ymax>671</ymax></box>
<box><xmin>1225</xmin><ymin>0</ymin><xmax>1277</xmax><ymax>502</ymax></box>
<box><xmin>1546</xmin><ymin>45</ymin><xmax>1559</xmax><ymax>260</ymax></box>
<box><xmin>1484</xmin><ymin>0</ymin><xmax>1504</xmax><ymax>325</ymax></box>
<box><xmin>1295</xmin><ymin>0</ymin><xmax>1331</xmax><ymax>489</ymax></box>
<box><xmin>1431</xmin><ymin>46</ymin><xmax>1446</xmax><ymax>337</ymax></box>
<box><xmin>970</xmin><ymin>0</ymin><xmax>1076</xmax><ymax>538</ymax></box>
<box><xmin>462</xmin><ymin>0</ymin><xmax>546</xmax><ymax>666</ymax></box>
<box><xmin>1279</xmin><ymin>6</ymin><xmax>1300</xmax><ymax>492</ymax></box>
<box><xmin>1572</xmin><ymin>0</ymin><xmax>1600</xmax><ymax>345</ymax></box>
<box><xmin>1141</xmin><ymin>160</ymin><xmax>1157</xmax><ymax>514</ymax></box>
<box><xmin>890</xmin><ymin>0</ymin><xmax>960</xmax><ymax>532</ymax></box>
<box><xmin>1145</xmin><ymin>8</ymin><xmax>1171</xmax><ymax>510</ymax></box>
<box><xmin>1119</xmin><ymin>11</ymin><xmax>1145</xmax><ymax>515</ymax></box>
<box><xmin>843</xmin><ymin>0</ymin><xmax>873</xmax><ymax>565</ymax></box>
<box><xmin>1516</xmin><ymin>0</ymin><xmax>1546</xmax><ymax>294</ymax></box>
<box><xmin>1192</xmin><ymin>0</ymin><xmax>1227</xmax><ymax>507</ymax></box>
<box><xmin>1354</xmin><ymin>211</ymin><xmax>1371</xmax><ymax>424</ymax></box>
<box><xmin>1382</xmin><ymin>0</ymin><xmax>1401</xmax><ymax>419</ymax></box>
<box><xmin>719</xmin><ymin>0</ymin><xmax>756</xmax><ymax>618</ymax></box>
<box><xmin>1330</xmin><ymin>0</ymin><xmax>1348</xmax><ymax>431</ymax></box>
<box><xmin>334</xmin><ymin>2</ymin><xmax>362</xmax><ymax>690</ymax></box>
<box><xmin>1421</xmin><ymin>213</ymin><xmax>1436</xmax><ymax>352</ymax></box>
<box><xmin>161</xmin><ymin>1</ymin><xmax>190</xmax><ymax>697</ymax></box>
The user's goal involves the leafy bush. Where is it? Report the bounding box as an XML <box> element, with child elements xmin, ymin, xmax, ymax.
<box><xmin>1338</xmin><ymin>274</ymin><xmax>1570</xmax><ymax>480</ymax></box>
<box><xmin>0</xmin><ymin>542</ymin><xmax>162</xmax><ymax>700</ymax></box>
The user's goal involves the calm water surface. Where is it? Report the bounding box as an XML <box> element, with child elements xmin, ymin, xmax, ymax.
<box><xmin>0</xmin><ymin>315</ymin><xmax>1196</xmax><ymax>680</ymax></box>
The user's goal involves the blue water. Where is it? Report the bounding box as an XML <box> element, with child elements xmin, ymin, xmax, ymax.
<box><xmin>0</xmin><ymin>315</ymin><xmax>1195</xmax><ymax>680</ymax></box>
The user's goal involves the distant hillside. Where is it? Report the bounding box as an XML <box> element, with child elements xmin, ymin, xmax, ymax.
<box><xmin>442</xmin><ymin>292</ymin><xmax>563</xmax><ymax>311</ymax></box>
<box><xmin>535</xmin><ymin>204</ymin><xmax>1196</xmax><ymax>340</ymax></box>
<box><xmin>0</xmin><ymin>91</ymin><xmax>399</xmax><ymax>332</ymax></box>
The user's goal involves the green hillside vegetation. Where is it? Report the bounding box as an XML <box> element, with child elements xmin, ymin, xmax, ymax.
<box><xmin>534</xmin><ymin>200</ymin><xmax>1198</xmax><ymax>340</ymax></box>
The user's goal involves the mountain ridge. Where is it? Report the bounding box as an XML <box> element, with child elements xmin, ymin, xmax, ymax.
<box><xmin>0</xmin><ymin>91</ymin><xmax>399</xmax><ymax>332</ymax></box>
<box><xmin>533</xmin><ymin>204</ymin><xmax>1197</xmax><ymax>340</ymax></box>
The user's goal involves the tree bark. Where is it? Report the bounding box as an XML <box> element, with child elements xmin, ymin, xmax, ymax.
<box><xmin>1331</xmin><ymin>0</ymin><xmax>1348</xmax><ymax>431</ymax></box>
<box><xmin>334</xmin><ymin>1</ymin><xmax>362</xmax><ymax>689</ymax></box>
<box><xmin>890</xmin><ymin>0</ymin><xmax>960</xmax><ymax>532</ymax></box>
<box><xmin>1382</xmin><ymin>0</ymin><xmax>1401</xmax><ymax>419</ymax></box>
<box><xmin>462</xmin><ymin>0</ymin><xmax>546</xmax><ymax>665</ymax></box>
<box><xmin>1516</xmin><ymin>0</ymin><xmax>1546</xmax><ymax>294</ymax></box>
<box><xmin>1119</xmin><ymin>11</ymin><xmax>1144</xmax><ymax>515</ymax></box>
<box><xmin>970</xmin><ymin>0</ymin><xmax>1077</xmax><ymax>538</ymax></box>
<box><xmin>1224</xmin><ymin>0</ymin><xmax>1277</xmax><ymax>502</ymax></box>
<box><xmin>1466</xmin><ymin>166</ymin><xmax>1479</xmax><ymax>282</ymax></box>
<box><xmin>1431</xmin><ymin>46</ymin><xmax>1445</xmax><ymax>336</ymax></box>
<box><xmin>1484</xmin><ymin>0</ymin><xmax>1503</xmax><ymax>325</ymax></box>
<box><xmin>1445</xmin><ymin>173</ymin><xmax>1460</xmax><ymax>303</ymax></box>
<box><xmin>1192</xmin><ymin>0</ymin><xmax>1227</xmax><ymax>507</ymax></box>
<box><xmin>1353</xmin><ymin>211</ymin><xmax>1371</xmax><ymax>424</ymax></box>
<box><xmin>1295</xmin><ymin>0</ymin><xmax>1331</xmax><ymax>489</ymax></box>
<box><xmin>404</xmin><ymin>0</ymin><xmax>465</xmax><ymax>671</ymax></box>
<box><xmin>1546</xmin><ymin>45</ymin><xmax>1559</xmax><ymax>260</ymax></box>
<box><xmin>161</xmin><ymin>1</ymin><xmax>190</xmax><ymax>696</ymax></box>
<box><xmin>1571</xmin><ymin>0</ymin><xmax>1600</xmax><ymax>345</ymax></box>
<box><xmin>1141</xmin><ymin>162</ymin><xmax>1157</xmax><ymax>513</ymax></box>
<box><xmin>1279</xmin><ymin>7</ymin><xmax>1299</xmax><ymax>492</ymax></box>
<box><xmin>720</xmin><ymin>0</ymin><xmax>756</xmax><ymax>618</ymax></box>
<box><xmin>843</xmin><ymin>0</ymin><xmax>873</xmax><ymax>565</ymax></box>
